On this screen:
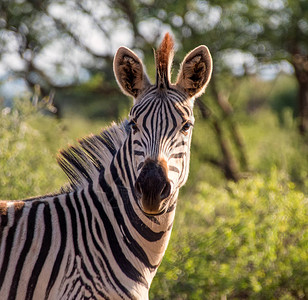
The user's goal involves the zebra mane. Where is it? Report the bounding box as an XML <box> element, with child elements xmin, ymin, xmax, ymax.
<box><xmin>155</xmin><ymin>32</ymin><xmax>174</xmax><ymax>87</ymax></box>
<box><xmin>58</xmin><ymin>120</ymin><xmax>129</xmax><ymax>192</ymax></box>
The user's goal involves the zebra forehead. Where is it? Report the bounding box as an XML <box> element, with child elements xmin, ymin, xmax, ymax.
<box><xmin>130</xmin><ymin>92</ymin><xmax>193</xmax><ymax>119</ymax></box>
<box><xmin>130</xmin><ymin>103</ymin><xmax>192</xmax><ymax>124</ymax></box>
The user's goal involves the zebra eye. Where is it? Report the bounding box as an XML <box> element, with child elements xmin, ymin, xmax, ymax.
<box><xmin>129</xmin><ymin>119</ymin><xmax>139</xmax><ymax>134</ymax></box>
<box><xmin>181</xmin><ymin>122</ymin><xmax>193</xmax><ymax>135</ymax></box>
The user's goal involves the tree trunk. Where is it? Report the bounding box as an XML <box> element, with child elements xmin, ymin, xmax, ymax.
<box><xmin>212</xmin><ymin>119</ymin><xmax>240</xmax><ymax>181</ymax></box>
<box><xmin>210</xmin><ymin>75</ymin><xmax>249</xmax><ymax>171</ymax></box>
<box><xmin>292</xmin><ymin>52</ymin><xmax>308</xmax><ymax>135</ymax></box>
<box><xmin>298</xmin><ymin>81</ymin><xmax>308</xmax><ymax>134</ymax></box>
<box><xmin>195</xmin><ymin>98</ymin><xmax>240</xmax><ymax>181</ymax></box>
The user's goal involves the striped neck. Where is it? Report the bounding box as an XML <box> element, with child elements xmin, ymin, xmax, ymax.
<box><xmin>101</xmin><ymin>128</ymin><xmax>177</xmax><ymax>285</ymax></box>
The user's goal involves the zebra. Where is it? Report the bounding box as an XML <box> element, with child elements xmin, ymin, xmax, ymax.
<box><xmin>0</xmin><ymin>33</ymin><xmax>212</xmax><ymax>300</ymax></box>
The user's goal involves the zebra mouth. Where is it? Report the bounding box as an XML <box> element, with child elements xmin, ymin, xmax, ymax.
<box><xmin>139</xmin><ymin>197</ymin><xmax>170</xmax><ymax>216</ymax></box>
<box><xmin>142</xmin><ymin>207</ymin><xmax>166</xmax><ymax>216</ymax></box>
<box><xmin>135</xmin><ymin>190</ymin><xmax>171</xmax><ymax>216</ymax></box>
<box><xmin>137</xmin><ymin>186</ymin><xmax>173</xmax><ymax>216</ymax></box>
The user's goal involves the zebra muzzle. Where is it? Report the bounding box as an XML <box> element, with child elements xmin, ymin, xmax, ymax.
<box><xmin>135</xmin><ymin>159</ymin><xmax>171</xmax><ymax>215</ymax></box>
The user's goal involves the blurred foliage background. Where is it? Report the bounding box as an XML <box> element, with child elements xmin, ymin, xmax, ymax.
<box><xmin>0</xmin><ymin>0</ymin><xmax>308</xmax><ymax>299</ymax></box>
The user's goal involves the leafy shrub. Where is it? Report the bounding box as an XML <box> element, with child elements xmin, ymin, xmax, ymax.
<box><xmin>0</xmin><ymin>97</ymin><xmax>107</xmax><ymax>199</ymax></box>
<box><xmin>241</xmin><ymin>110</ymin><xmax>308</xmax><ymax>192</ymax></box>
<box><xmin>150</xmin><ymin>169</ymin><xmax>308</xmax><ymax>299</ymax></box>
<box><xmin>188</xmin><ymin>109</ymin><xmax>308</xmax><ymax>194</ymax></box>
<box><xmin>0</xmin><ymin>97</ymin><xmax>67</xmax><ymax>199</ymax></box>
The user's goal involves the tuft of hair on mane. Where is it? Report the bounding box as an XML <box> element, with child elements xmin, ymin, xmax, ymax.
<box><xmin>57</xmin><ymin>121</ymin><xmax>128</xmax><ymax>192</ymax></box>
<box><xmin>155</xmin><ymin>32</ymin><xmax>174</xmax><ymax>88</ymax></box>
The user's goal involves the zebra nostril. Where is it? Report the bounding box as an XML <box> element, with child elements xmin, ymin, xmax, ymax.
<box><xmin>135</xmin><ymin>181</ymin><xmax>142</xmax><ymax>197</ymax></box>
<box><xmin>160</xmin><ymin>182</ymin><xmax>171</xmax><ymax>200</ymax></box>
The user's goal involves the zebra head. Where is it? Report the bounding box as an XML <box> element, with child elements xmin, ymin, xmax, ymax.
<box><xmin>114</xmin><ymin>33</ymin><xmax>212</xmax><ymax>215</ymax></box>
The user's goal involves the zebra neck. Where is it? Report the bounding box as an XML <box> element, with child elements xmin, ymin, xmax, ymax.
<box><xmin>100</xmin><ymin>141</ymin><xmax>177</xmax><ymax>275</ymax></box>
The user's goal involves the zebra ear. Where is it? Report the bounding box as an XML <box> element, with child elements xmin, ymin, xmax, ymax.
<box><xmin>176</xmin><ymin>45</ymin><xmax>212</xmax><ymax>98</ymax></box>
<box><xmin>113</xmin><ymin>47</ymin><xmax>151</xmax><ymax>100</ymax></box>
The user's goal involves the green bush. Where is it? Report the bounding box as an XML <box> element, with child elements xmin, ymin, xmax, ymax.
<box><xmin>188</xmin><ymin>109</ymin><xmax>308</xmax><ymax>194</ymax></box>
<box><xmin>0</xmin><ymin>98</ymin><xmax>67</xmax><ymax>199</ymax></box>
<box><xmin>241</xmin><ymin>110</ymin><xmax>308</xmax><ymax>191</ymax></box>
<box><xmin>150</xmin><ymin>169</ymin><xmax>308</xmax><ymax>299</ymax></box>
<box><xmin>0</xmin><ymin>97</ymin><xmax>106</xmax><ymax>199</ymax></box>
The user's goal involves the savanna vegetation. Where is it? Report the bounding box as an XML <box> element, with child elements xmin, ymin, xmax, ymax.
<box><xmin>1</xmin><ymin>0</ymin><xmax>308</xmax><ymax>299</ymax></box>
